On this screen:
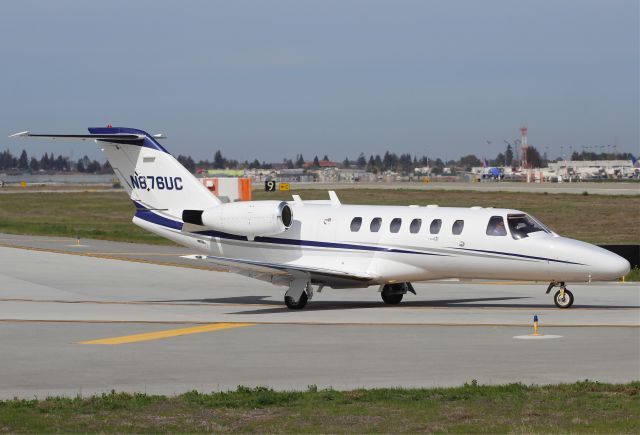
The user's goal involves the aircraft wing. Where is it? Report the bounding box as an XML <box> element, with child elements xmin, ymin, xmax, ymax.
<box><xmin>182</xmin><ymin>254</ymin><xmax>374</xmax><ymax>288</ymax></box>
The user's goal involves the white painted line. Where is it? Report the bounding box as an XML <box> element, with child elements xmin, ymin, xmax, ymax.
<box><xmin>513</xmin><ymin>334</ymin><xmax>563</xmax><ymax>340</ymax></box>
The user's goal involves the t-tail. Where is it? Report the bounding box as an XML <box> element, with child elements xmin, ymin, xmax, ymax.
<box><xmin>9</xmin><ymin>127</ymin><xmax>221</xmax><ymax>235</ymax></box>
<box><xmin>87</xmin><ymin>127</ymin><xmax>220</xmax><ymax>214</ymax></box>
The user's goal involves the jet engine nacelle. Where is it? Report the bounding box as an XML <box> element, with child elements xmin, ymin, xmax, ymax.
<box><xmin>182</xmin><ymin>201</ymin><xmax>293</xmax><ymax>239</ymax></box>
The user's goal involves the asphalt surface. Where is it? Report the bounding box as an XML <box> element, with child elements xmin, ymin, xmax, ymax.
<box><xmin>0</xmin><ymin>234</ymin><xmax>638</xmax><ymax>398</ymax></box>
<box><xmin>294</xmin><ymin>181</ymin><xmax>640</xmax><ymax>195</ymax></box>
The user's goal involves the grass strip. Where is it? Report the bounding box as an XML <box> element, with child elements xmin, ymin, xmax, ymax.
<box><xmin>624</xmin><ymin>267</ymin><xmax>640</xmax><ymax>281</ymax></box>
<box><xmin>0</xmin><ymin>381</ymin><xmax>638</xmax><ymax>433</ymax></box>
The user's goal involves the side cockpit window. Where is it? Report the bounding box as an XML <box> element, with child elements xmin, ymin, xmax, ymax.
<box><xmin>486</xmin><ymin>216</ymin><xmax>507</xmax><ymax>236</ymax></box>
<box><xmin>350</xmin><ymin>217</ymin><xmax>362</xmax><ymax>232</ymax></box>
<box><xmin>507</xmin><ymin>214</ymin><xmax>550</xmax><ymax>239</ymax></box>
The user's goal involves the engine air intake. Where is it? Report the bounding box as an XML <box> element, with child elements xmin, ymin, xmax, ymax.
<box><xmin>182</xmin><ymin>209</ymin><xmax>204</xmax><ymax>226</ymax></box>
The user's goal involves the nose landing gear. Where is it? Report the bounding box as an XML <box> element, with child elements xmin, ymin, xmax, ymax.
<box><xmin>546</xmin><ymin>281</ymin><xmax>574</xmax><ymax>308</ymax></box>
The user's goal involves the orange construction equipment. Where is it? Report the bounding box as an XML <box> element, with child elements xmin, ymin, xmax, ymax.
<box><xmin>200</xmin><ymin>177</ymin><xmax>252</xmax><ymax>202</ymax></box>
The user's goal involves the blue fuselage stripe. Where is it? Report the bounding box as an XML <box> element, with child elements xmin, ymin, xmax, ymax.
<box><xmin>193</xmin><ymin>230</ymin><xmax>446</xmax><ymax>256</ymax></box>
<box><xmin>134</xmin><ymin>209</ymin><xmax>445</xmax><ymax>256</ymax></box>
<box><xmin>452</xmin><ymin>247</ymin><xmax>585</xmax><ymax>265</ymax></box>
<box><xmin>135</xmin><ymin>210</ymin><xmax>183</xmax><ymax>231</ymax></box>
<box><xmin>134</xmin><ymin>209</ymin><xmax>581</xmax><ymax>265</ymax></box>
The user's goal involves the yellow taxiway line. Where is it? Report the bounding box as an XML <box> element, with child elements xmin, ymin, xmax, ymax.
<box><xmin>78</xmin><ymin>322</ymin><xmax>255</xmax><ymax>345</ymax></box>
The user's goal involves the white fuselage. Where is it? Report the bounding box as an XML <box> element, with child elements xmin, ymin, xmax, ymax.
<box><xmin>134</xmin><ymin>202</ymin><xmax>629</xmax><ymax>287</ymax></box>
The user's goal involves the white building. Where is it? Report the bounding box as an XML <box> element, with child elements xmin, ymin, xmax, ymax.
<box><xmin>548</xmin><ymin>160</ymin><xmax>637</xmax><ymax>179</ymax></box>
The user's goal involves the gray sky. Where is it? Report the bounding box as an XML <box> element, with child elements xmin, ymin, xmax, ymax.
<box><xmin>1</xmin><ymin>0</ymin><xmax>638</xmax><ymax>162</ymax></box>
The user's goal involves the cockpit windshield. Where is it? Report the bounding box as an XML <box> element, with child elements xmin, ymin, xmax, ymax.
<box><xmin>507</xmin><ymin>214</ymin><xmax>551</xmax><ymax>240</ymax></box>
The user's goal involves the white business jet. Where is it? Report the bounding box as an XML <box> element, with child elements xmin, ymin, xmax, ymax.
<box><xmin>10</xmin><ymin>127</ymin><xmax>630</xmax><ymax>309</ymax></box>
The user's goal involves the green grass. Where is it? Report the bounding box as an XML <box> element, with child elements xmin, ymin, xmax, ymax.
<box><xmin>0</xmin><ymin>382</ymin><xmax>638</xmax><ymax>433</ymax></box>
<box><xmin>0</xmin><ymin>191</ymin><xmax>166</xmax><ymax>245</ymax></box>
<box><xmin>624</xmin><ymin>267</ymin><xmax>640</xmax><ymax>282</ymax></box>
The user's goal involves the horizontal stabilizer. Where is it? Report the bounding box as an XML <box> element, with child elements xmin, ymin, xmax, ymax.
<box><xmin>8</xmin><ymin>131</ymin><xmax>144</xmax><ymax>141</ymax></box>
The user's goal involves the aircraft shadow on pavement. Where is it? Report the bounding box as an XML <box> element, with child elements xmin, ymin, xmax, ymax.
<box><xmin>146</xmin><ymin>295</ymin><xmax>639</xmax><ymax>314</ymax></box>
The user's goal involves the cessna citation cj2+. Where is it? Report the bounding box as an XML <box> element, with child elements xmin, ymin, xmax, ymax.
<box><xmin>10</xmin><ymin>127</ymin><xmax>630</xmax><ymax>310</ymax></box>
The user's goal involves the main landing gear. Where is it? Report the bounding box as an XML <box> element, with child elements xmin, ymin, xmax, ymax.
<box><xmin>381</xmin><ymin>283</ymin><xmax>415</xmax><ymax>305</ymax></box>
<box><xmin>546</xmin><ymin>281</ymin><xmax>574</xmax><ymax>309</ymax></box>
<box><xmin>285</xmin><ymin>291</ymin><xmax>308</xmax><ymax>309</ymax></box>
<box><xmin>284</xmin><ymin>277</ymin><xmax>313</xmax><ymax>310</ymax></box>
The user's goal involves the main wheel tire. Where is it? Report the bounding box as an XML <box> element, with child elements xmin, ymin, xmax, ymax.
<box><xmin>554</xmin><ymin>288</ymin><xmax>574</xmax><ymax>308</ymax></box>
<box><xmin>381</xmin><ymin>286</ymin><xmax>403</xmax><ymax>305</ymax></box>
<box><xmin>285</xmin><ymin>291</ymin><xmax>308</xmax><ymax>310</ymax></box>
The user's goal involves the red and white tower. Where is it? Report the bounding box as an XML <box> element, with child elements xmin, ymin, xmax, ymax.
<box><xmin>520</xmin><ymin>126</ymin><xmax>529</xmax><ymax>169</ymax></box>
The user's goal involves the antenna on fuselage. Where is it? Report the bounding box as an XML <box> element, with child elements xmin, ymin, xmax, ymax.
<box><xmin>328</xmin><ymin>191</ymin><xmax>341</xmax><ymax>207</ymax></box>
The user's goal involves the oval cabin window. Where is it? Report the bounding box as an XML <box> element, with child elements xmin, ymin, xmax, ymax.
<box><xmin>452</xmin><ymin>220</ymin><xmax>464</xmax><ymax>235</ymax></box>
<box><xmin>370</xmin><ymin>217</ymin><xmax>382</xmax><ymax>232</ymax></box>
<box><xmin>410</xmin><ymin>218</ymin><xmax>422</xmax><ymax>234</ymax></box>
<box><xmin>350</xmin><ymin>217</ymin><xmax>363</xmax><ymax>232</ymax></box>
<box><xmin>390</xmin><ymin>218</ymin><xmax>402</xmax><ymax>233</ymax></box>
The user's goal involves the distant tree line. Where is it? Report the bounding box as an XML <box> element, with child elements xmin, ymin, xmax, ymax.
<box><xmin>0</xmin><ymin>146</ymin><xmax>635</xmax><ymax>175</ymax></box>
<box><xmin>177</xmin><ymin>150</ymin><xmax>276</xmax><ymax>172</ymax></box>
<box><xmin>0</xmin><ymin>149</ymin><xmax>111</xmax><ymax>173</ymax></box>
<box><xmin>569</xmin><ymin>151</ymin><xmax>631</xmax><ymax>162</ymax></box>
<box><xmin>189</xmin><ymin>146</ymin><xmax>536</xmax><ymax>174</ymax></box>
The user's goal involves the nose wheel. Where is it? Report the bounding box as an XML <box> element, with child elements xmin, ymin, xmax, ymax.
<box><xmin>547</xmin><ymin>282</ymin><xmax>574</xmax><ymax>309</ymax></box>
<box><xmin>553</xmin><ymin>288</ymin><xmax>574</xmax><ymax>308</ymax></box>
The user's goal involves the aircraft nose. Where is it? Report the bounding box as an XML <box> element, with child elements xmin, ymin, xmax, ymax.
<box><xmin>594</xmin><ymin>249</ymin><xmax>631</xmax><ymax>280</ymax></box>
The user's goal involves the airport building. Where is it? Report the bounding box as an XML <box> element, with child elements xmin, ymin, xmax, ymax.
<box><xmin>547</xmin><ymin>159</ymin><xmax>638</xmax><ymax>179</ymax></box>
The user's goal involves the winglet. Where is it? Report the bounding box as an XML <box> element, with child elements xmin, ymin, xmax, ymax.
<box><xmin>8</xmin><ymin>131</ymin><xmax>30</xmax><ymax>138</ymax></box>
<box><xmin>328</xmin><ymin>190</ymin><xmax>341</xmax><ymax>207</ymax></box>
<box><xmin>292</xmin><ymin>194</ymin><xmax>303</xmax><ymax>204</ymax></box>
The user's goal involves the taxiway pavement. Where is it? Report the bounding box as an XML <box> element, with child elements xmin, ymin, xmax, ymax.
<box><xmin>0</xmin><ymin>235</ymin><xmax>638</xmax><ymax>399</ymax></box>
<box><xmin>294</xmin><ymin>181</ymin><xmax>640</xmax><ymax>195</ymax></box>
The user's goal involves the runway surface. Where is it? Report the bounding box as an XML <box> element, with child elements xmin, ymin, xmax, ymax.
<box><xmin>0</xmin><ymin>234</ymin><xmax>638</xmax><ymax>398</ymax></box>
<box><xmin>1</xmin><ymin>181</ymin><xmax>639</xmax><ymax>195</ymax></box>
<box><xmin>294</xmin><ymin>181</ymin><xmax>640</xmax><ymax>195</ymax></box>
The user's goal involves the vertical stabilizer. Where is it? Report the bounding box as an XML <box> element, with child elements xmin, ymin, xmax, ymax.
<box><xmin>90</xmin><ymin>127</ymin><xmax>221</xmax><ymax>218</ymax></box>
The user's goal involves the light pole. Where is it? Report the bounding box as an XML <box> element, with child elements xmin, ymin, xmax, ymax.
<box><xmin>486</xmin><ymin>140</ymin><xmax>491</xmax><ymax>166</ymax></box>
<box><xmin>503</xmin><ymin>140</ymin><xmax>511</xmax><ymax>167</ymax></box>
<box><xmin>544</xmin><ymin>146</ymin><xmax>549</xmax><ymax>163</ymax></box>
